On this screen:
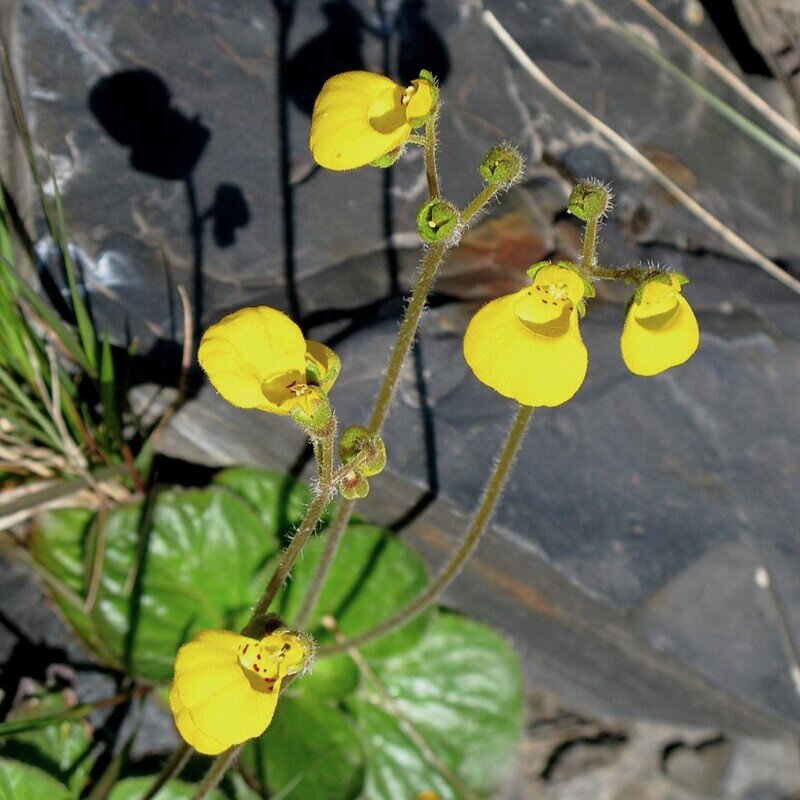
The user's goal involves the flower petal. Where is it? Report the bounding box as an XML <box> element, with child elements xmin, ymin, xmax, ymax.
<box><xmin>621</xmin><ymin>292</ymin><xmax>699</xmax><ymax>376</ymax></box>
<box><xmin>310</xmin><ymin>71</ymin><xmax>412</xmax><ymax>170</ymax></box>
<box><xmin>198</xmin><ymin>307</ymin><xmax>306</xmax><ymax>410</ymax></box>
<box><xmin>464</xmin><ymin>291</ymin><xmax>588</xmax><ymax>407</ymax></box>
<box><xmin>169</xmin><ymin>630</ymin><xmax>280</xmax><ymax>754</ymax></box>
<box><xmin>305</xmin><ymin>339</ymin><xmax>341</xmax><ymax>392</ymax></box>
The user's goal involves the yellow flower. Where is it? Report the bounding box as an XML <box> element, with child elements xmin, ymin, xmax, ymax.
<box><xmin>168</xmin><ymin>628</ymin><xmax>314</xmax><ymax>755</ymax></box>
<box><xmin>621</xmin><ymin>275</ymin><xmax>699</xmax><ymax>376</ymax></box>
<box><xmin>198</xmin><ymin>306</ymin><xmax>339</xmax><ymax>415</ymax></box>
<box><xmin>463</xmin><ymin>264</ymin><xmax>589</xmax><ymax>407</ymax></box>
<box><xmin>310</xmin><ymin>71</ymin><xmax>435</xmax><ymax>171</ymax></box>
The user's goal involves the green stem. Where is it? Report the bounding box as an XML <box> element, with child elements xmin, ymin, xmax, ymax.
<box><xmin>424</xmin><ymin>110</ymin><xmax>440</xmax><ymax>198</ymax></box>
<box><xmin>461</xmin><ymin>182</ymin><xmax>503</xmax><ymax>226</ymax></box>
<box><xmin>138</xmin><ymin>744</ymin><xmax>192</xmax><ymax>800</ymax></box>
<box><xmin>368</xmin><ymin>240</ymin><xmax>446</xmax><ymax>434</ymax></box>
<box><xmin>293</xmin><ymin>498</ymin><xmax>353</xmax><ymax>628</ymax></box>
<box><xmin>190</xmin><ymin>745</ymin><xmax>241</xmax><ymax>800</ymax></box>
<box><xmin>581</xmin><ymin>216</ymin><xmax>598</xmax><ymax>273</ymax></box>
<box><xmin>591</xmin><ymin>265</ymin><xmax>657</xmax><ymax>284</ymax></box>
<box><xmin>318</xmin><ymin>405</ymin><xmax>534</xmax><ymax>658</ymax></box>
<box><xmin>296</xmin><ymin>176</ymin><xmax>521</xmax><ymax>628</ymax></box>
<box><xmin>240</xmin><ymin>423</ymin><xmax>335</xmax><ymax>639</ymax></box>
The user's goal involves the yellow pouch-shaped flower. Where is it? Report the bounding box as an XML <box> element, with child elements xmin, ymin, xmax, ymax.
<box><xmin>621</xmin><ymin>275</ymin><xmax>699</xmax><ymax>376</ymax></box>
<box><xmin>169</xmin><ymin>628</ymin><xmax>314</xmax><ymax>755</ymax></box>
<box><xmin>198</xmin><ymin>306</ymin><xmax>339</xmax><ymax>415</ymax></box>
<box><xmin>463</xmin><ymin>265</ymin><xmax>589</xmax><ymax>407</ymax></box>
<box><xmin>310</xmin><ymin>71</ymin><xmax>434</xmax><ymax>170</ymax></box>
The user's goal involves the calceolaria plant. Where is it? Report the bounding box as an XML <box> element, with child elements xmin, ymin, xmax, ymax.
<box><xmin>10</xmin><ymin>65</ymin><xmax>700</xmax><ymax>800</ymax></box>
<box><xmin>141</xmin><ymin>72</ymin><xmax>697</xmax><ymax>798</ymax></box>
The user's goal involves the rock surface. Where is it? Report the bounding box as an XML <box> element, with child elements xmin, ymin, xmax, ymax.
<box><xmin>3</xmin><ymin>0</ymin><xmax>800</xmax><ymax>742</ymax></box>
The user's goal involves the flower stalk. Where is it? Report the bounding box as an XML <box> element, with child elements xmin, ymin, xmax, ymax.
<box><xmin>318</xmin><ymin>405</ymin><xmax>534</xmax><ymax>658</ymax></box>
<box><xmin>190</xmin><ymin>745</ymin><xmax>242</xmax><ymax>800</ymax></box>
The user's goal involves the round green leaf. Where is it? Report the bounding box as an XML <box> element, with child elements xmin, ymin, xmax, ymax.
<box><xmin>296</xmin><ymin>654</ymin><xmax>360</xmax><ymax>702</ymax></box>
<box><xmin>351</xmin><ymin>614</ymin><xmax>524</xmax><ymax>799</ymax></box>
<box><xmin>32</xmin><ymin>488</ymin><xmax>281</xmax><ymax>680</ymax></box>
<box><xmin>276</xmin><ymin>524</ymin><xmax>431</xmax><ymax>659</ymax></box>
<box><xmin>0</xmin><ymin>759</ymin><xmax>73</xmax><ymax>800</ymax></box>
<box><xmin>105</xmin><ymin>777</ymin><xmax>226</xmax><ymax>800</ymax></box>
<box><xmin>242</xmin><ymin>695</ymin><xmax>364</xmax><ymax>800</ymax></box>
<box><xmin>212</xmin><ymin>466</ymin><xmax>318</xmax><ymax>532</ymax></box>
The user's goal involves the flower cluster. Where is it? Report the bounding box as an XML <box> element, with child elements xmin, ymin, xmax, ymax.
<box><xmin>464</xmin><ymin>263</ymin><xmax>699</xmax><ymax>407</ymax></box>
<box><xmin>169</xmin><ymin>628</ymin><xmax>314</xmax><ymax>754</ymax></box>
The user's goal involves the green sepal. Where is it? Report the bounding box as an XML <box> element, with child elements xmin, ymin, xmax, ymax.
<box><xmin>525</xmin><ymin>261</ymin><xmax>551</xmax><ymax>281</ymax></box>
<box><xmin>632</xmin><ymin>271</ymin><xmax>688</xmax><ymax>305</ymax></box>
<box><xmin>370</xmin><ymin>148</ymin><xmax>403</xmax><ymax>169</ymax></box>
<box><xmin>306</xmin><ymin>349</ymin><xmax>340</xmax><ymax>388</ymax></box>
<box><xmin>339</xmin><ymin>471</ymin><xmax>370</xmax><ymax>500</ymax></box>
<box><xmin>290</xmin><ymin>388</ymin><xmax>333</xmax><ymax>435</ymax></box>
<box><xmin>416</xmin><ymin>199</ymin><xmax>460</xmax><ymax>244</ymax></box>
<box><xmin>339</xmin><ymin>425</ymin><xmax>387</xmax><ymax>477</ymax></box>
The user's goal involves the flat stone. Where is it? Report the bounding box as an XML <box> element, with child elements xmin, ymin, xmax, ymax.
<box><xmin>6</xmin><ymin>0</ymin><xmax>800</xmax><ymax>735</ymax></box>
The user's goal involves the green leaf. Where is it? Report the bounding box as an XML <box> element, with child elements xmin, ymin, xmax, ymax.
<box><xmin>350</xmin><ymin>614</ymin><xmax>524</xmax><ymax>799</ymax></box>
<box><xmin>243</xmin><ymin>695</ymin><xmax>364</xmax><ymax>800</ymax></box>
<box><xmin>0</xmin><ymin>691</ymin><xmax>94</xmax><ymax>795</ymax></box>
<box><xmin>212</xmin><ymin>466</ymin><xmax>319</xmax><ymax>533</ymax></box>
<box><xmin>0</xmin><ymin>759</ymin><xmax>74</xmax><ymax>800</ymax></box>
<box><xmin>99</xmin><ymin>333</ymin><xmax>122</xmax><ymax>445</ymax></box>
<box><xmin>32</xmin><ymin>488</ymin><xmax>282</xmax><ymax>679</ymax></box>
<box><xmin>275</xmin><ymin>524</ymin><xmax>431</xmax><ymax>659</ymax></box>
<box><xmin>296</xmin><ymin>654</ymin><xmax>360</xmax><ymax>702</ymax></box>
<box><xmin>349</xmin><ymin>702</ymin><xmax>459</xmax><ymax>800</ymax></box>
<box><xmin>105</xmin><ymin>778</ymin><xmax>226</xmax><ymax>800</ymax></box>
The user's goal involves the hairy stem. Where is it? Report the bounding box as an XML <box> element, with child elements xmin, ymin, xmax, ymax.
<box><xmin>190</xmin><ymin>745</ymin><xmax>241</xmax><ymax>800</ymax></box>
<box><xmin>368</xmin><ymin>240</ymin><xmax>446</xmax><ymax>434</ymax></box>
<box><xmin>293</xmin><ymin>498</ymin><xmax>353</xmax><ymax>628</ymax></box>
<box><xmin>240</xmin><ymin>423</ymin><xmax>335</xmax><ymax>638</ymax></box>
<box><xmin>424</xmin><ymin>110</ymin><xmax>440</xmax><ymax>199</ymax></box>
<box><xmin>581</xmin><ymin>216</ymin><xmax>598</xmax><ymax>273</ymax></box>
<box><xmin>318</xmin><ymin>405</ymin><xmax>534</xmax><ymax>658</ymax></box>
<box><xmin>139</xmin><ymin>744</ymin><xmax>192</xmax><ymax>800</ymax></box>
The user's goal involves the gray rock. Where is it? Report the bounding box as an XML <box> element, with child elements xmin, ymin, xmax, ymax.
<box><xmin>4</xmin><ymin>0</ymin><xmax>800</xmax><ymax>738</ymax></box>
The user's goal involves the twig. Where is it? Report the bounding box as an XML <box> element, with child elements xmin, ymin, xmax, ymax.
<box><xmin>481</xmin><ymin>8</ymin><xmax>800</xmax><ymax>297</ymax></box>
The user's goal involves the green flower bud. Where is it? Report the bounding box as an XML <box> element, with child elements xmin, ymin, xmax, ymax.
<box><xmin>567</xmin><ymin>180</ymin><xmax>612</xmax><ymax>221</ymax></box>
<box><xmin>339</xmin><ymin>471</ymin><xmax>370</xmax><ymax>500</ymax></box>
<box><xmin>339</xmin><ymin>425</ymin><xmax>387</xmax><ymax>477</ymax></box>
<box><xmin>416</xmin><ymin>198</ymin><xmax>460</xmax><ymax>244</ymax></box>
<box><xmin>479</xmin><ymin>143</ymin><xmax>524</xmax><ymax>186</ymax></box>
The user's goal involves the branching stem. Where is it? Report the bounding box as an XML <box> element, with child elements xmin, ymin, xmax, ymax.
<box><xmin>318</xmin><ymin>405</ymin><xmax>534</xmax><ymax>658</ymax></box>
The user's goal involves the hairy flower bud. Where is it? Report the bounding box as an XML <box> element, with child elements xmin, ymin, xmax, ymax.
<box><xmin>416</xmin><ymin>198</ymin><xmax>460</xmax><ymax>244</ymax></box>
<box><xmin>478</xmin><ymin>143</ymin><xmax>524</xmax><ymax>186</ymax></box>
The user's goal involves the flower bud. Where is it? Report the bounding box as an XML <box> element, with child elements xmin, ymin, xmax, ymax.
<box><xmin>416</xmin><ymin>198</ymin><xmax>460</xmax><ymax>244</ymax></box>
<box><xmin>339</xmin><ymin>470</ymin><xmax>370</xmax><ymax>500</ymax></box>
<box><xmin>479</xmin><ymin>143</ymin><xmax>524</xmax><ymax>186</ymax></box>
<box><xmin>338</xmin><ymin>425</ymin><xmax>387</xmax><ymax>477</ymax></box>
<box><xmin>567</xmin><ymin>180</ymin><xmax>612</xmax><ymax>222</ymax></box>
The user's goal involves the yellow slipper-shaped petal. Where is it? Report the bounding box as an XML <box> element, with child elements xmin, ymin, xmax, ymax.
<box><xmin>464</xmin><ymin>265</ymin><xmax>589</xmax><ymax>407</ymax></box>
<box><xmin>621</xmin><ymin>276</ymin><xmax>699</xmax><ymax>376</ymax></box>
<box><xmin>169</xmin><ymin>629</ymin><xmax>314</xmax><ymax>755</ymax></box>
